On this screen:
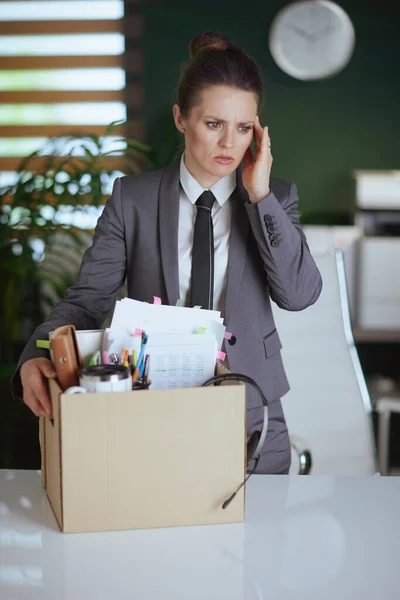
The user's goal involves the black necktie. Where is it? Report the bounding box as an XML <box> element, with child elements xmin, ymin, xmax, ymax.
<box><xmin>189</xmin><ymin>190</ymin><xmax>216</xmax><ymax>310</ymax></box>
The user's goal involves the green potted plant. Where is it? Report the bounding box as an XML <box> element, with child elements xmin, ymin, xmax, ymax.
<box><xmin>0</xmin><ymin>120</ymin><xmax>152</xmax><ymax>467</ymax></box>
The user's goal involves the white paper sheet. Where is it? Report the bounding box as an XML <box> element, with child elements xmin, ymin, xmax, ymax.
<box><xmin>110</xmin><ymin>298</ymin><xmax>226</xmax><ymax>350</ymax></box>
<box><xmin>145</xmin><ymin>333</ymin><xmax>217</xmax><ymax>390</ymax></box>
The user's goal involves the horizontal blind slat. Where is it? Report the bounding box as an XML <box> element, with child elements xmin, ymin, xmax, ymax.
<box><xmin>3</xmin><ymin>0</ymin><xmax>139</xmax><ymax>4</ymax></box>
<box><xmin>0</xmin><ymin>17</ymin><xmax>141</xmax><ymax>35</ymax></box>
<box><xmin>0</xmin><ymin>90</ymin><xmax>121</xmax><ymax>102</ymax></box>
<box><xmin>0</xmin><ymin>87</ymin><xmax>143</xmax><ymax>106</ymax></box>
<box><xmin>0</xmin><ymin>52</ymin><xmax>142</xmax><ymax>72</ymax></box>
<box><xmin>0</xmin><ymin>123</ymin><xmax>143</xmax><ymax>138</ymax></box>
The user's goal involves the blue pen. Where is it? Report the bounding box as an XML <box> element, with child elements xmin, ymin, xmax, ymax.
<box><xmin>136</xmin><ymin>333</ymin><xmax>148</xmax><ymax>376</ymax></box>
<box><xmin>139</xmin><ymin>348</ymin><xmax>149</xmax><ymax>379</ymax></box>
<box><xmin>138</xmin><ymin>335</ymin><xmax>149</xmax><ymax>377</ymax></box>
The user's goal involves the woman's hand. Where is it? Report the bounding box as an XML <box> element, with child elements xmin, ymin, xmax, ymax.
<box><xmin>20</xmin><ymin>357</ymin><xmax>57</xmax><ymax>418</ymax></box>
<box><xmin>242</xmin><ymin>115</ymin><xmax>272</xmax><ymax>204</ymax></box>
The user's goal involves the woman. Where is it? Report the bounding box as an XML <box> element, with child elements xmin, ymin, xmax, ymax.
<box><xmin>14</xmin><ymin>32</ymin><xmax>322</xmax><ymax>474</ymax></box>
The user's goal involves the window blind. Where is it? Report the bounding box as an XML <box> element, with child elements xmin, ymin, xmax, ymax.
<box><xmin>0</xmin><ymin>0</ymin><xmax>144</xmax><ymax>185</ymax></box>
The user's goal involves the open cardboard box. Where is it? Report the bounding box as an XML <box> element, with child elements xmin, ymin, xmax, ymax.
<box><xmin>39</xmin><ymin>330</ymin><xmax>246</xmax><ymax>533</ymax></box>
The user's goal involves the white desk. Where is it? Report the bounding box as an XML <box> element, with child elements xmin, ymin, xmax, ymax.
<box><xmin>1</xmin><ymin>470</ymin><xmax>399</xmax><ymax>599</ymax></box>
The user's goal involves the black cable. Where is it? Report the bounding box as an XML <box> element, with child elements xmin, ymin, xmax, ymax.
<box><xmin>202</xmin><ymin>372</ymin><xmax>268</xmax><ymax>509</ymax></box>
<box><xmin>221</xmin><ymin>456</ymin><xmax>260</xmax><ymax>509</ymax></box>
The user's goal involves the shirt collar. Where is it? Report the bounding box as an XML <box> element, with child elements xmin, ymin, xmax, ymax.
<box><xmin>179</xmin><ymin>153</ymin><xmax>236</xmax><ymax>207</ymax></box>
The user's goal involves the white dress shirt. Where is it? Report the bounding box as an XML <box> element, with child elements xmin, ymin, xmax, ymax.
<box><xmin>178</xmin><ymin>153</ymin><xmax>236</xmax><ymax>313</ymax></box>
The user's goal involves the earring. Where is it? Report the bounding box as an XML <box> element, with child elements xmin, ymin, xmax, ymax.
<box><xmin>181</xmin><ymin>128</ymin><xmax>186</xmax><ymax>134</ymax></box>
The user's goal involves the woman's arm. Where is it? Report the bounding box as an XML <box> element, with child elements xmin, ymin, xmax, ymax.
<box><xmin>245</xmin><ymin>180</ymin><xmax>322</xmax><ymax>311</ymax></box>
<box><xmin>241</xmin><ymin>116</ymin><xmax>322</xmax><ymax>311</ymax></box>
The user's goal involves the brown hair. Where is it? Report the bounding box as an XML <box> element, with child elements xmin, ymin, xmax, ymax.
<box><xmin>177</xmin><ymin>32</ymin><xmax>263</xmax><ymax>117</ymax></box>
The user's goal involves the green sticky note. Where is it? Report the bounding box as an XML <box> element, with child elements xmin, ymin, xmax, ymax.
<box><xmin>89</xmin><ymin>350</ymin><xmax>100</xmax><ymax>366</ymax></box>
<box><xmin>197</xmin><ymin>327</ymin><xmax>207</xmax><ymax>334</ymax></box>
<box><xmin>193</xmin><ymin>305</ymin><xmax>202</xmax><ymax>310</ymax></box>
<box><xmin>176</xmin><ymin>299</ymin><xmax>184</xmax><ymax>307</ymax></box>
<box><xmin>36</xmin><ymin>340</ymin><xmax>51</xmax><ymax>349</ymax></box>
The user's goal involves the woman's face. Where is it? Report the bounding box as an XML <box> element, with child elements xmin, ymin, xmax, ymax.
<box><xmin>173</xmin><ymin>84</ymin><xmax>258</xmax><ymax>188</ymax></box>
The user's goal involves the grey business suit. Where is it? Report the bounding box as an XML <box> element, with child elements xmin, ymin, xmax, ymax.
<box><xmin>13</xmin><ymin>155</ymin><xmax>322</xmax><ymax>474</ymax></box>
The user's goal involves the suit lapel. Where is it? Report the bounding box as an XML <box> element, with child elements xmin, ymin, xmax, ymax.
<box><xmin>158</xmin><ymin>155</ymin><xmax>181</xmax><ymax>305</ymax></box>
<box><xmin>224</xmin><ymin>164</ymin><xmax>250</xmax><ymax>325</ymax></box>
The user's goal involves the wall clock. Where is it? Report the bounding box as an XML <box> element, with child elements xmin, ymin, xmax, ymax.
<box><xmin>269</xmin><ymin>1</ymin><xmax>355</xmax><ymax>80</ymax></box>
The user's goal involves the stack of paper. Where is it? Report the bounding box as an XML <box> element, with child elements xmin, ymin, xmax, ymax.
<box><xmin>106</xmin><ymin>299</ymin><xmax>226</xmax><ymax>390</ymax></box>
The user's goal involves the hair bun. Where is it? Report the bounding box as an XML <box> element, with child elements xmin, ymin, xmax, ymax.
<box><xmin>189</xmin><ymin>32</ymin><xmax>231</xmax><ymax>59</ymax></box>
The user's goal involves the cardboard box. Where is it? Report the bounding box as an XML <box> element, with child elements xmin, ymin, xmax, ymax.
<box><xmin>39</xmin><ymin>331</ymin><xmax>246</xmax><ymax>533</ymax></box>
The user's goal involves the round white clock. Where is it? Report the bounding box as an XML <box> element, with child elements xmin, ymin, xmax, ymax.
<box><xmin>269</xmin><ymin>0</ymin><xmax>355</xmax><ymax>80</ymax></box>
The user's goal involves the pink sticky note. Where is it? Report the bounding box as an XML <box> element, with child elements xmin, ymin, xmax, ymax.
<box><xmin>134</xmin><ymin>328</ymin><xmax>143</xmax><ymax>336</ymax></box>
<box><xmin>224</xmin><ymin>331</ymin><xmax>232</xmax><ymax>340</ymax></box>
<box><xmin>153</xmin><ymin>296</ymin><xmax>162</xmax><ymax>305</ymax></box>
<box><xmin>102</xmin><ymin>351</ymin><xmax>109</xmax><ymax>364</ymax></box>
<box><xmin>217</xmin><ymin>350</ymin><xmax>226</xmax><ymax>361</ymax></box>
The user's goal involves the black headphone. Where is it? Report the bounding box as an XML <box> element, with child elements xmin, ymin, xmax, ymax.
<box><xmin>202</xmin><ymin>372</ymin><xmax>269</xmax><ymax>508</ymax></box>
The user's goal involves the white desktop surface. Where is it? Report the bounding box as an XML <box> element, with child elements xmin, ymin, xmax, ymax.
<box><xmin>1</xmin><ymin>470</ymin><xmax>399</xmax><ymax>599</ymax></box>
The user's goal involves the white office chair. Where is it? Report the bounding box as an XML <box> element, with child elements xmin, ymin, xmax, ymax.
<box><xmin>275</xmin><ymin>249</ymin><xmax>378</xmax><ymax>475</ymax></box>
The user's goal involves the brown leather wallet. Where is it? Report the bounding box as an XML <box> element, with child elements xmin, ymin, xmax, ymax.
<box><xmin>50</xmin><ymin>325</ymin><xmax>83</xmax><ymax>392</ymax></box>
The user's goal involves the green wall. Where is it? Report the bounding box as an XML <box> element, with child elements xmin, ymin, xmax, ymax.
<box><xmin>140</xmin><ymin>0</ymin><xmax>400</xmax><ymax>224</ymax></box>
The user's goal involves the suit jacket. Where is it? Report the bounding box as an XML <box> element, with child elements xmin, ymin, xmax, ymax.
<box><xmin>12</xmin><ymin>155</ymin><xmax>322</xmax><ymax>474</ymax></box>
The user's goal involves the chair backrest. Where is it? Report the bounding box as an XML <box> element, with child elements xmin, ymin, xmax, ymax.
<box><xmin>273</xmin><ymin>249</ymin><xmax>377</xmax><ymax>475</ymax></box>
